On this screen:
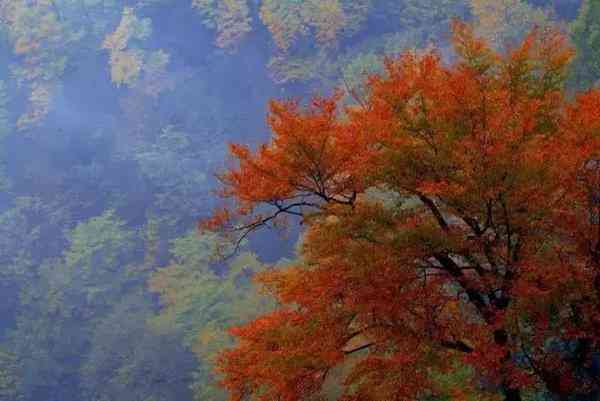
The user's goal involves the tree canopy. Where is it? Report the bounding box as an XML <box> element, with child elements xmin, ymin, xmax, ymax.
<box><xmin>204</xmin><ymin>21</ymin><xmax>600</xmax><ymax>401</ymax></box>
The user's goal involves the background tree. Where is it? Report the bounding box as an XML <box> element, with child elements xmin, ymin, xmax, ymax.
<box><xmin>469</xmin><ymin>0</ymin><xmax>551</xmax><ymax>48</ymax></box>
<box><xmin>570</xmin><ymin>0</ymin><xmax>600</xmax><ymax>88</ymax></box>
<box><xmin>148</xmin><ymin>231</ymin><xmax>281</xmax><ymax>401</ymax></box>
<box><xmin>0</xmin><ymin>348</ymin><xmax>20</xmax><ymax>401</ymax></box>
<box><xmin>80</xmin><ymin>291</ymin><xmax>196</xmax><ymax>401</ymax></box>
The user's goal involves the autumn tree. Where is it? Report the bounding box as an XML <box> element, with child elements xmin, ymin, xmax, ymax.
<box><xmin>203</xmin><ymin>21</ymin><xmax>600</xmax><ymax>401</ymax></box>
<box><xmin>0</xmin><ymin>0</ymin><xmax>77</xmax><ymax>130</ymax></box>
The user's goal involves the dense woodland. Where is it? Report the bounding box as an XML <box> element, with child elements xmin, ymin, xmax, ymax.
<box><xmin>0</xmin><ymin>1</ymin><xmax>598</xmax><ymax>401</ymax></box>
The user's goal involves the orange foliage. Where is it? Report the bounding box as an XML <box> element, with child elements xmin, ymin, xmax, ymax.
<box><xmin>201</xmin><ymin>91</ymin><xmax>368</xmax><ymax>235</ymax></box>
<box><xmin>204</xmin><ymin>21</ymin><xmax>600</xmax><ymax>401</ymax></box>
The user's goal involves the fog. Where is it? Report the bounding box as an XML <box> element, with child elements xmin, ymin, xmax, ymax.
<box><xmin>0</xmin><ymin>1</ymin><xmax>588</xmax><ymax>401</ymax></box>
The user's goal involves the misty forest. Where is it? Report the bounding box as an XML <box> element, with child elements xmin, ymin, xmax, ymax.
<box><xmin>0</xmin><ymin>1</ymin><xmax>599</xmax><ymax>401</ymax></box>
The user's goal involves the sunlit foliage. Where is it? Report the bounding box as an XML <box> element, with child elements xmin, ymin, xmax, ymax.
<box><xmin>259</xmin><ymin>0</ymin><xmax>367</xmax><ymax>51</ymax></box>
<box><xmin>103</xmin><ymin>7</ymin><xmax>152</xmax><ymax>87</ymax></box>
<box><xmin>192</xmin><ymin>0</ymin><xmax>252</xmax><ymax>49</ymax></box>
<box><xmin>149</xmin><ymin>231</ymin><xmax>277</xmax><ymax>401</ymax></box>
<box><xmin>264</xmin><ymin>0</ymin><xmax>468</xmax><ymax>85</ymax></box>
<box><xmin>0</xmin><ymin>0</ymin><xmax>80</xmax><ymax>130</ymax></box>
<box><xmin>65</xmin><ymin>210</ymin><xmax>135</xmax><ymax>275</ymax></box>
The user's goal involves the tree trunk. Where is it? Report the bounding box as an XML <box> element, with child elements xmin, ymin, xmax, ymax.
<box><xmin>503</xmin><ymin>386</ymin><xmax>521</xmax><ymax>401</ymax></box>
<box><xmin>495</xmin><ymin>329</ymin><xmax>521</xmax><ymax>401</ymax></box>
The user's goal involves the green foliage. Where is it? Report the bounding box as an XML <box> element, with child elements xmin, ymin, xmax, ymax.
<box><xmin>65</xmin><ymin>209</ymin><xmax>135</xmax><ymax>273</ymax></box>
<box><xmin>0</xmin><ymin>81</ymin><xmax>10</xmax><ymax>140</ymax></box>
<box><xmin>259</xmin><ymin>0</ymin><xmax>369</xmax><ymax>51</ymax></box>
<box><xmin>0</xmin><ymin>81</ymin><xmax>11</xmax><ymax>191</ymax></box>
<box><xmin>9</xmin><ymin>210</ymin><xmax>143</xmax><ymax>401</ymax></box>
<box><xmin>149</xmin><ymin>231</ymin><xmax>277</xmax><ymax>401</ymax></box>
<box><xmin>0</xmin><ymin>197</ymin><xmax>69</xmax><ymax>280</ymax></box>
<box><xmin>17</xmin><ymin>210</ymin><xmax>137</xmax><ymax>323</ymax></box>
<box><xmin>336</xmin><ymin>51</ymin><xmax>384</xmax><ymax>105</ymax></box>
<box><xmin>422</xmin><ymin>362</ymin><xmax>501</xmax><ymax>401</ymax></box>
<box><xmin>138</xmin><ymin>49</ymin><xmax>174</xmax><ymax>97</ymax></box>
<box><xmin>570</xmin><ymin>0</ymin><xmax>600</xmax><ymax>89</ymax></box>
<box><xmin>80</xmin><ymin>291</ymin><xmax>195</xmax><ymax>401</ymax></box>
<box><xmin>0</xmin><ymin>348</ymin><xmax>20</xmax><ymax>401</ymax></box>
<box><xmin>103</xmin><ymin>7</ymin><xmax>159</xmax><ymax>88</ymax></box>
<box><xmin>383</xmin><ymin>0</ymin><xmax>468</xmax><ymax>31</ymax></box>
<box><xmin>264</xmin><ymin>0</ymin><xmax>468</xmax><ymax>86</ymax></box>
<box><xmin>133</xmin><ymin>125</ymin><xmax>212</xmax><ymax>216</ymax></box>
<box><xmin>101</xmin><ymin>5</ymin><xmax>173</xmax><ymax>98</ymax></box>
<box><xmin>470</xmin><ymin>0</ymin><xmax>551</xmax><ymax>49</ymax></box>
<box><xmin>0</xmin><ymin>0</ymin><xmax>83</xmax><ymax>130</ymax></box>
<box><xmin>267</xmin><ymin>51</ymin><xmax>332</xmax><ymax>84</ymax></box>
<box><xmin>149</xmin><ymin>231</ymin><xmax>244</xmax><ymax>343</ymax></box>
<box><xmin>192</xmin><ymin>0</ymin><xmax>252</xmax><ymax>49</ymax></box>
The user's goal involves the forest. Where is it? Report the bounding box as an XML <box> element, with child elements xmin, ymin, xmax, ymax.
<box><xmin>0</xmin><ymin>1</ymin><xmax>598</xmax><ymax>401</ymax></box>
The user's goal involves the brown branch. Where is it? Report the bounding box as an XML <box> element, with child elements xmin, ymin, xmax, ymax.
<box><xmin>440</xmin><ymin>339</ymin><xmax>474</xmax><ymax>353</ymax></box>
<box><xmin>418</xmin><ymin>194</ymin><xmax>449</xmax><ymax>231</ymax></box>
<box><xmin>344</xmin><ymin>342</ymin><xmax>374</xmax><ymax>355</ymax></box>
